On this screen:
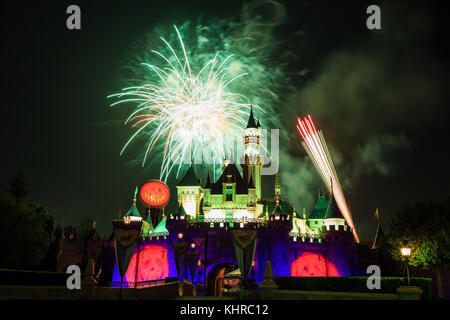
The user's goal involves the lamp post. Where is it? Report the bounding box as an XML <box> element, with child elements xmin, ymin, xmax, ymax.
<box><xmin>401</xmin><ymin>247</ymin><xmax>411</xmax><ymax>286</ymax></box>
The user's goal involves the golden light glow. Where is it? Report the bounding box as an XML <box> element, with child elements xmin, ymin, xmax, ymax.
<box><xmin>401</xmin><ymin>247</ymin><xmax>411</xmax><ymax>256</ymax></box>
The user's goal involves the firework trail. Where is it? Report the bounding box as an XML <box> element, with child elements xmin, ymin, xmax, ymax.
<box><xmin>109</xmin><ymin>26</ymin><xmax>262</xmax><ymax>181</ymax></box>
<box><xmin>297</xmin><ymin>115</ymin><xmax>359</xmax><ymax>242</ymax></box>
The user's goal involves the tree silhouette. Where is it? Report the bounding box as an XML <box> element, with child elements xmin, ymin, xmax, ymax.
<box><xmin>0</xmin><ymin>171</ymin><xmax>54</xmax><ymax>270</ymax></box>
<box><xmin>385</xmin><ymin>195</ymin><xmax>450</xmax><ymax>299</ymax></box>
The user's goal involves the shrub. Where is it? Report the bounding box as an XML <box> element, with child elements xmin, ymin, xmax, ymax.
<box><xmin>274</xmin><ymin>276</ymin><xmax>432</xmax><ymax>300</ymax></box>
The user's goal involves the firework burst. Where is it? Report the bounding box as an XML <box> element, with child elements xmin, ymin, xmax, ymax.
<box><xmin>109</xmin><ymin>26</ymin><xmax>257</xmax><ymax>181</ymax></box>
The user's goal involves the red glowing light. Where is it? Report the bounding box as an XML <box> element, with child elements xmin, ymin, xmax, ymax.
<box><xmin>291</xmin><ymin>252</ymin><xmax>339</xmax><ymax>277</ymax></box>
<box><xmin>125</xmin><ymin>244</ymin><xmax>169</xmax><ymax>282</ymax></box>
<box><xmin>138</xmin><ymin>180</ymin><xmax>170</xmax><ymax>208</ymax></box>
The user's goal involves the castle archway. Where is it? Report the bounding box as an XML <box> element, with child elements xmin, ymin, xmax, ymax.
<box><xmin>206</xmin><ymin>263</ymin><xmax>239</xmax><ymax>296</ymax></box>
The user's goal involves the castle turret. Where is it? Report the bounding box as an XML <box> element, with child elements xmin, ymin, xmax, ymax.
<box><xmin>323</xmin><ymin>194</ymin><xmax>346</xmax><ymax>230</ymax></box>
<box><xmin>176</xmin><ymin>165</ymin><xmax>201</xmax><ymax>219</ymax></box>
<box><xmin>308</xmin><ymin>192</ymin><xmax>328</xmax><ymax>229</ymax></box>
<box><xmin>242</xmin><ymin>106</ymin><xmax>263</xmax><ymax>200</ymax></box>
<box><xmin>123</xmin><ymin>187</ymin><xmax>143</xmax><ymax>223</ymax></box>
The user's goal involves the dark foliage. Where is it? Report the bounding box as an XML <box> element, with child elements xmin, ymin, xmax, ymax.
<box><xmin>274</xmin><ymin>276</ymin><xmax>432</xmax><ymax>299</ymax></box>
<box><xmin>0</xmin><ymin>172</ymin><xmax>54</xmax><ymax>270</ymax></box>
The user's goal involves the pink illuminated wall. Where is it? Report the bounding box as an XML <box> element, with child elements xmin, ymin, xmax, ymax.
<box><xmin>291</xmin><ymin>252</ymin><xmax>339</xmax><ymax>276</ymax></box>
<box><xmin>125</xmin><ymin>244</ymin><xmax>169</xmax><ymax>282</ymax></box>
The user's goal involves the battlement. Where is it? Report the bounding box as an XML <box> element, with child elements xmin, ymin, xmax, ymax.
<box><xmin>268</xmin><ymin>215</ymin><xmax>291</xmax><ymax>222</ymax></box>
<box><xmin>319</xmin><ymin>224</ymin><xmax>352</xmax><ymax>233</ymax></box>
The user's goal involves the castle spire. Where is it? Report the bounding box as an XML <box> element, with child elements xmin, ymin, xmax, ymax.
<box><xmin>246</xmin><ymin>106</ymin><xmax>257</xmax><ymax>129</ymax></box>
<box><xmin>124</xmin><ymin>187</ymin><xmax>143</xmax><ymax>221</ymax></box>
<box><xmin>133</xmin><ymin>186</ymin><xmax>138</xmax><ymax>206</ymax></box>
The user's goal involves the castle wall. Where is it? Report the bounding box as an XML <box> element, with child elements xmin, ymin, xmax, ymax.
<box><xmin>267</xmin><ymin>229</ymin><xmax>290</xmax><ymax>277</ymax></box>
<box><xmin>323</xmin><ymin>225</ymin><xmax>354</xmax><ymax>276</ymax></box>
<box><xmin>109</xmin><ymin>224</ymin><xmax>356</xmax><ymax>286</ymax></box>
<box><xmin>111</xmin><ymin>238</ymin><xmax>177</xmax><ymax>286</ymax></box>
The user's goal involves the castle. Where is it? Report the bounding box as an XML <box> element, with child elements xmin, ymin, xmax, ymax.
<box><xmin>110</xmin><ymin>108</ymin><xmax>357</xmax><ymax>294</ymax></box>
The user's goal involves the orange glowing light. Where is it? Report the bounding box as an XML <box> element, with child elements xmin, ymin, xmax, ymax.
<box><xmin>138</xmin><ymin>180</ymin><xmax>170</xmax><ymax>208</ymax></box>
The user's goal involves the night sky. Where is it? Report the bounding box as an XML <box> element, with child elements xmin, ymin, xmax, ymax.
<box><xmin>2</xmin><ymin>0</ymin><xmax>448</xmax><ymax>241</ymax></box>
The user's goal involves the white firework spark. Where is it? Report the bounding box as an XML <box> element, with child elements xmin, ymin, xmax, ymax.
<box><xmin>109</xmin><ymin>26</ymin><xmax>259</xmax><ymax>181</ymax></box>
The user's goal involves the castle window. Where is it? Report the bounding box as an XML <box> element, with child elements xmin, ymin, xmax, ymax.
<box><xmin>226</xmin><ymin>185</ymin><xmax>233</xmax><ymax>201</ymax></box>
<box><xmin>226</xmin><ymin>211</ymin><xmax>233</xmax><ymax>222</ymax></box>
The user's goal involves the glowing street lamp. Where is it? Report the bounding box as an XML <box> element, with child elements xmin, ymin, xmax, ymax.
<box><xmin>177</xmin><ymin>233</ymin><xmax>184</xmax><ymax>239</ymax></box>
<box><xmin>401</xmin><ymin>247</ymin><xmax>411</xmax><ymax>285</ymax></box>
<box><xmin>401</xmin><ymin>247</ymin><xmax>411</xmax><ymax>257</ymax></box>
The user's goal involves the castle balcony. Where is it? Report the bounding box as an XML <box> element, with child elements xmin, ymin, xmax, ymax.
<box><xmin>191</xmin><ymin>217</ymin><xmax>266</xmax><ymax>230</ymax></box>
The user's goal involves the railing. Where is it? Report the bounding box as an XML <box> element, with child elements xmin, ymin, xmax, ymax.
<box><xmin>141</xmin><ymin>232</ymin><xmax>169</xmax><ymax>239</ymax></box>
<box><xmin>289</xmin><ymin>232</ymin><xmax>323</xmax><ymax>240</ymax></box>
<box><xmin>109</xmin><ymin>279</ymin><xmax>167</xmax><ymax>288</ymax></box>
<box><xmin>202</xmin><ymin>218</ymin><xmax>264</xmax><ymax>224</ymax></box>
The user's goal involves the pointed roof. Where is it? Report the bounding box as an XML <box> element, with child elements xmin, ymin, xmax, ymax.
<box><xmin>144</xmin><ymin>211</ymin><xmax>154</xmax><ymax>229</ymax></box>
<box><xmin>246</xmin><ymin>106</ymin><xmax>257</xmax><ymax>129</ymax></box>
<box><xmin>175</xmin><ymin>203</ymin><xmax>187</xmax><ymax>216</ymax></box>
<box><xmin>152</xmin><ymin>217</ymin><xmax>169</xmax><ymax>235</ymax></box>
<box><xmin>178</xmin><ymin>165</ymin><xmax>200</xmax><ymax>186</ymax></box>
<box><xmin>272</xmin><ymin>205</ymin><xmax>284</xmax><ymax>215</ymax></box>
<box><xmin>204</xmin><ymin>170</ymin><xmax>213</xmax><ymax>189</ymax></box>
<box><xmin>256</xmin><ymin>118</ymin><xmax>261</xmax><ymax>128</ymax></box>
<box><xmin>324</xmin><ymin>195</ymin><xmax>344</xmax><ymax>219</ymax></box>
<box><xmin>125</xmin><ymin>187</ymin><xmax>142</xmax><ymax>218</ymax></box>
<box><xmin>309</xmin><ymin>192</ymin><xmax>328</xmax><ymax>219</ymax></box>
<box><xmin>211</xmin><ymin>163</ymin><xmax>247</xmax><ymax>194</ymax></box>
<box><xmin>372</xmin><ymin>221</ymin><xmax>384</xmax><ymax>249</ymax></box>
<box><xmin>259</xmin><ymin>200</ymin><xmax>294</xmax><ymax>218</ymax></box>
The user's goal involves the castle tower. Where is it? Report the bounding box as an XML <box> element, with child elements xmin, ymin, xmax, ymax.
<box><xmin>274</xmin><ymin>170</ymin><xmax>281</xmax><ymax>203</ymax></box>
<box><xmin>176</xmin><ymin>165</ymin><xmax>201</xmax><ymax>219</ymax></box>
<box><xmin>308</xmin><ymin>192</ymin><xmax>328</xmax><ymax>229</ymax></box>
<box><xmin>323</xmin><ymin>194</ymin><xmax>346</xmax><ymax>229</ymax></box>
<box><xmin>242</xmin><ymin>106</ymin><xmax>263</xmax><ymax>199</ymax></box>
